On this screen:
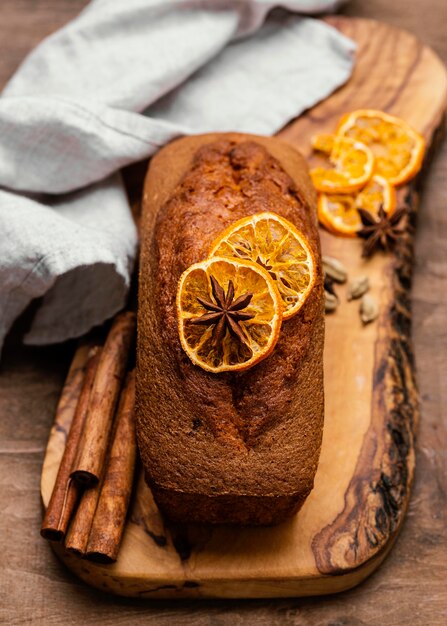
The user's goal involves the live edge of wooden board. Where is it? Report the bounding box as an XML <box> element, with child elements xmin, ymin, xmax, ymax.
<box><xmin>40</xmin><ymin>17</ymin><xmax>447</xmax><ymax>599</ymax></box>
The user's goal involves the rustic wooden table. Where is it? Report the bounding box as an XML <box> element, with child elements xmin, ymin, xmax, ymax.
<box><xmin>1</xmin><ymin>1</ymin><xmax>446</xmax><ymax>624</ymax></box>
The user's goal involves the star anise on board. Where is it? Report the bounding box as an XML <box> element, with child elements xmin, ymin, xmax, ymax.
<box><xmin>357</xmin><ymin>205</ymin><xmax>407</xmax><ymax>258</ymax></box>
<box><xmin>189</xmin><ymin>275</ymin><xmax>255</xmax><ymax>348</ymax></box>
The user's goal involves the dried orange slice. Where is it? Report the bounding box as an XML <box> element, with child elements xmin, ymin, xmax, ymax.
<box><xmin>318</xmin><ymin>175</ymin><xmax>397</xmax><ymax>237</ymax></box>
<box><xmin>209</xmin><ymin>212</ymin><xmax>316</xmax><ymax>319</ymax></box>
<box><xmin>336</xmin><ymin>109</ymin><xmax>425</xmax><ymax>186</ymax></box>
<box><xmin>310</xmin><ymin>133</ymin><xmax>374</xmax><ymax>194</ymax></box>
<box><xmin>177</xmin><ymin>257</ymin><xmax>282</xmax><ymax>373</ymax></box>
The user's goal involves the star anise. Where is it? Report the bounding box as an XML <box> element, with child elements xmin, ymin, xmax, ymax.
<box><xmin>189</xmin><ymin>275</ymin><xmax>255</xmax><ymax>348</ymax></box>
<box><xmin>357</xmin><ymin>205</ymin><xmax>407</xmax><ymax>258</ymax></box>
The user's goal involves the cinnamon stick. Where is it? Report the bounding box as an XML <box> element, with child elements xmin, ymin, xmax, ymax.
<box><xmin>41</xmin><ymin>344</ymin><xmax>99</xmax><ymax>541</ymax></box>
<box><xmin>85</xmin><ymin>370</ymin><xmax>137</xmax><ymax>563</ymax></box>
<box><xmin>64</xmin><ymin>478</ymin><xmax>103</xmax><ymax>556</ymax></box>
<box><xmin>71</xmin><ymin>311</ymin><xmax>136</xmax><ymax>487</ymax></box>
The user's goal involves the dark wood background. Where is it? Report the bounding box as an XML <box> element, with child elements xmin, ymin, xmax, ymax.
<box><xmin>1</xmin><ymin>1</ymin><xmax>446</xmax><ymax>624</ymax></box>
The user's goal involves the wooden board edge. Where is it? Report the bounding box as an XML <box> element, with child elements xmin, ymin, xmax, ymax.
<box><xmin>310</xmin><ymin>103</ymin><xmax>446</xmax><ymax>575</ymax></box>
<box><xmin>48</xmin><ymin>519</ymin><xmax>402</xmax><ymax>599</ymax></box>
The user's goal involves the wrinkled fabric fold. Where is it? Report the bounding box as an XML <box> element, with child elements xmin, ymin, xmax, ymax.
<box><xmin>0</xmin><ymin>0</ymin><xmax>354</xmax><ymax>352</ymax></box>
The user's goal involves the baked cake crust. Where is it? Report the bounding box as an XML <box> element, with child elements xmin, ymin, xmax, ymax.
<box><xmin>136</xmin><ymin>133</ymin><xmax>324</xmax><ymax>525</ymax></box>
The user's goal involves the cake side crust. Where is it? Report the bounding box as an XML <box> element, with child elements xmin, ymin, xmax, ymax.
<box><xmin>137</xmin><ymin>132</ymin><xmax>324</xmax><ymax>525</ymax></box>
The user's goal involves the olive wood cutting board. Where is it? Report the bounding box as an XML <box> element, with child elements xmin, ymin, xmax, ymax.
<box><xmin>41</xmin><ymin>17</ymin><xmax>447</xmax><ymax>598</ymax></box>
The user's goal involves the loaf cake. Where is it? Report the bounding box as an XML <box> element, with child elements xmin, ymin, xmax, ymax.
<box><xmin>136</xmin><ymin>132</ymin><xmax>324</xmax><ymax>525</ymax></box>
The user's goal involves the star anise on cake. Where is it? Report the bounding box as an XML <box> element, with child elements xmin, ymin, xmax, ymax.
<box><xmin>357</xmin><ymin>205</ymin><xmax>407</xmax><ymax>258</ymax></box>
<box><xmin>189</xmin><ymin>275</ymin><xmax>255</xmax><ymax>348</ymax></box>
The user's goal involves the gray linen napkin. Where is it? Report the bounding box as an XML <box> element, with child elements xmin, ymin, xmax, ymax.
<box><xmin>0</xmin><ymin>0</ymin><xmax>354</xmax><ymax>351</ymax></box>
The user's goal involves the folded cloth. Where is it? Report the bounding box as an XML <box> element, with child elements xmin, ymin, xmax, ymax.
<box><xmin>0</xmin><ymin>0</ymin><xmax>355</xmax><ymax>351</ymax></box>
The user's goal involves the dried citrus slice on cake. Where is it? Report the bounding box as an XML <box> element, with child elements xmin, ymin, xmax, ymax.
<box><xmin>318</xmin><ymin>175</ymin><xmax>397</xmax><ymax>237</ymax></box>
<box><xmin>209</xmin><ymin>212</ymin><xmax>316</xmax><ymax>319</ymax></box>
<box><xmin>177</xmin><ymin>257</ymin><xmax>282</xmax><ymax>373</ymax></box>
<box><xmin>310</xmin><ymin>133</ymin><xmax>374</xmax><ymax>193</ymax></box>
<box><xmin>336</xmin><ymin>109</ymin><xmax>425</xmax><ymax>186</ymax></box>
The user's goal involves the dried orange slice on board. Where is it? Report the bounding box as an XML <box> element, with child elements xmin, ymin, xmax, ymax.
<box><xmin>177</xmin><ymin>257</ymin><xmax>282</xmax><ymax>373</ymax></box>
<box><xmin>336</xmin><ymin>109</ymin><xmax>425</xmax><ymax>186</ymax></box>
<box><xmin>310</xmin><ymin>133</ymin><xmax>374</xmax><ymax>194</ymax></box>
<box><xmin>209</xmin><ymin>212</ymin><xmax>316</xmax><ymax>319</ymax></box>
<box><xmin>318</xmin><ymin>175</ymin><xmax>397</xmax><ymax>237</ymax></box>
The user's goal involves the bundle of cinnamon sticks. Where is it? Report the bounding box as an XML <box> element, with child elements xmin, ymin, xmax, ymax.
<box><xmin>41</xmin><ymin>311</ymin><xmax>137</xmax><ymax>564</ymax></box>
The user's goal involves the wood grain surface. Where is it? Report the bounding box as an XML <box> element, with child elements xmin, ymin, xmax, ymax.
<box><xmin>1</xmin><ymin>1</ymin><xmax>446</xmax><ymax>624</ymax></box>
